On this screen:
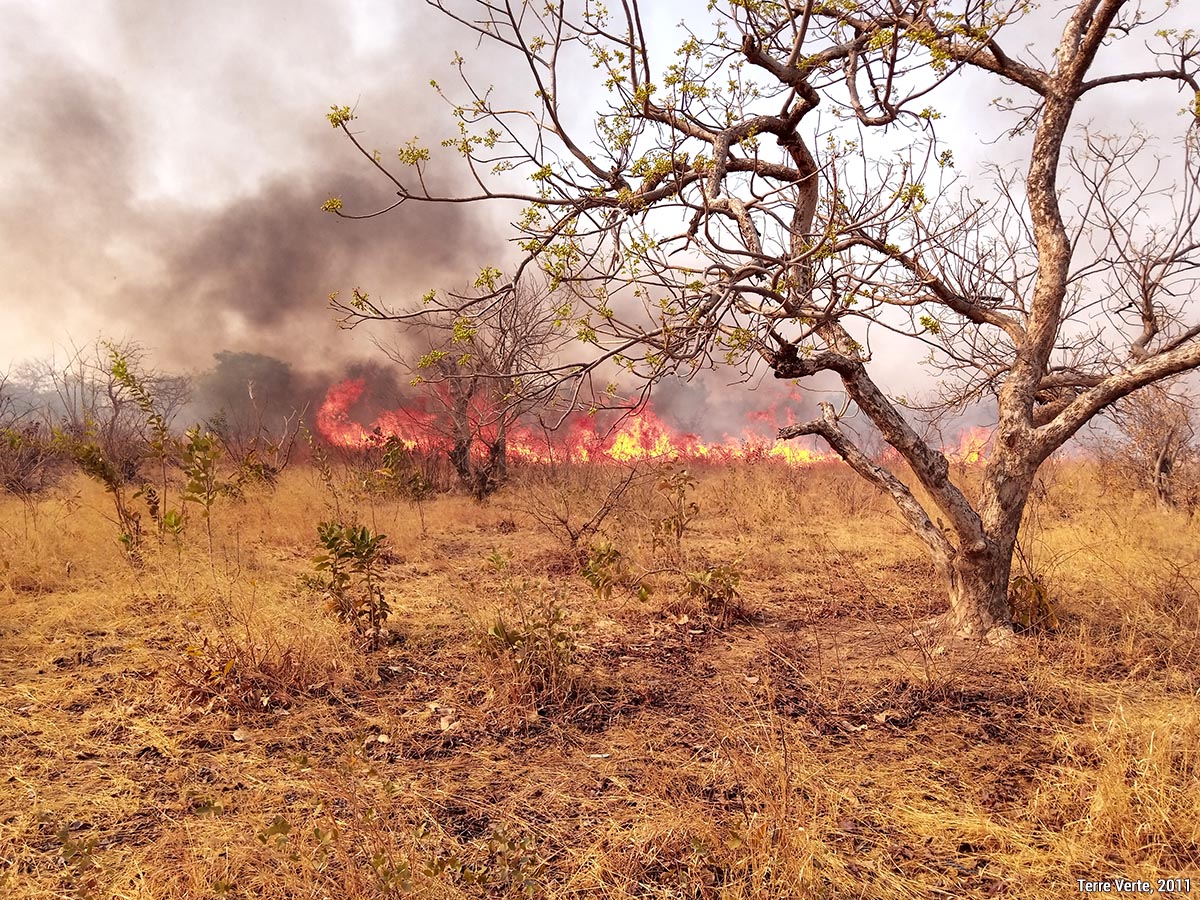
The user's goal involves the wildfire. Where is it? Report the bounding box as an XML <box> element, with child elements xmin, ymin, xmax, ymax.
<box><xmin>315</xmin><ymin>378</ymin><xmax>988</xmax><ymax>468</ymax></box>
<box><xmin>949</xmin><ymin>426</ymin><xmax>992</xmax><ymax>466</ymax></box>
<box><xmin>316</xmin><ymin>378</ymin><xmax>440</xmax><ymax>451</ymax></box>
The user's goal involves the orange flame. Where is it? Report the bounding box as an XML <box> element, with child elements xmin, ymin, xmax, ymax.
<box><xmin>315</xmin><ymin>378</ymin><xmax>440</xmax><ymax>451</ymax></box>
<box><xmin>948</xmin><ymin>426</ymin><xmax>992</xmax><ymax>466</ymax></box>
<box><xmin>315</xmin><ymin>379</ymin><xmax>990</xmax><ymax>468</ymax></box>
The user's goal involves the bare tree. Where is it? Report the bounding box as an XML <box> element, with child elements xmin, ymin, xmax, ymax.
<box><xmin>20</xmin><ymin>339</ymin><xmax>190</xmax><ymax>481</ymax></box>
<box><xmin>326</xmin><ymin>0</ymin><xmax>1200</xmax><ymax>640</ymax></box>
<box><xmin>206</xmin><ymin>388</ymin><xmax>305</xmax><ymax>488</ymax></box>
<box><xmin>0</xmin><ymin>372</ymin><xmax>60</xmax><ymax>497</ymax></box>
<box><xmin>1107</xmin><ymin>381</ymin><xmax>1197</xmax><ymax>508</ymax></box>
<box><xmin>354</xmin><ymin>277</ymin><xmax>571</xmax><ymax>498</ymax></box>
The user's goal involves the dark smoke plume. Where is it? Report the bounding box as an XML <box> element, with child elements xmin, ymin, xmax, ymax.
<box><xmin>0</xmin><ymin>1</ymin><xmax>500</xmax><ymax>375</ymax></box>
<box><xmin>0</xmin><ymin>0</ymin><xmax>990</xmax><ymax>445</ymax></box>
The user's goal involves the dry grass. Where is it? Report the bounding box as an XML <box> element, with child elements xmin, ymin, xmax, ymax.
<box><xmin>1</xmin><ymin>460</ymin><xmax>1198</xmax><ymax>898</ymax></box>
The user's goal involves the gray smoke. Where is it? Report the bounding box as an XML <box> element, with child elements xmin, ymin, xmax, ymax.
<box><xmin>0</xmin><ymin>0</ymin><xmax>499</xmax><ymax>375</ymax></box>
<box><xmin>3</xmin><ymin>0</ymin><xmax>1068</xmax><ymax>444</ymax></box>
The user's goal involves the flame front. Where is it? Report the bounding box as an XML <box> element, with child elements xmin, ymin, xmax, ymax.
<box><xmin>315</xmin><ymin>379</ymin><xmax>989</xmax><ymax>468</ymax></box>
<box><xmin>950</xmin><ymin>427</ymin><xmax>992</xmax><ymax>466</ymax></box>
<box><xmin>315</xmin><ymin>378</ymin><xmax>440</xmax><ymax>451</ymax></box>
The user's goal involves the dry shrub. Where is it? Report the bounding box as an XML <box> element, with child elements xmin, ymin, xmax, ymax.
<box><xmin>0</xmin><ymin>422</ymin><xmax>63</xmax><ymax>497</ymax></box>
<box><xmin>568</xmin><ymin>696</ymin><xmax>859</xmax><ymax>900</ymax></box>
<box><xmin>506</xmin><ymin>458</ymin><xmax>653</xmax><ymax>553</ymax></box>
<box><xmin>175</xmin><ymin>584</ymin><xmax>370</xmax><ymax>711</ymax></box>
<box><xmin>701</xmin><ymin>461</ymin><xmax>799</xmax><ymax>538</ymax></box>
<box><xmin>1050</xmin><ymin>525</ymin><xmax>1200</xmax><ymax>684</ymax></box>
<box><xmin>700</xmin><ymin>458</ymin><xmax>899</xmax><ymax>542</ymax></box>
<box><xmin>0</xmin><ymin>477</ymin><xmax>129</xmax><ymax>597</ymax></box>
<box><xmin>813</xmin><ymin>460</ymin><xmax>895</xmax><ymax>520</ymax></box>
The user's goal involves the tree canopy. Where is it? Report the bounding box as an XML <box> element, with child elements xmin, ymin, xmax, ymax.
<box><xmin>327</xmin><ymin>0</ymin><xmax>1200</xmax><ymax>640</ymax></box>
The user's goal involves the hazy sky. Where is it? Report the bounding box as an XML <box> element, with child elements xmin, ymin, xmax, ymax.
<box><xmin>0</xmin><ymin>0</ymin><xmax>498</xmax><ymax>375</ymax></box>
<box><xmin>1</xmin><ymin>0</ymin><xmax>1194</xmax><ymax>430</ymax></box>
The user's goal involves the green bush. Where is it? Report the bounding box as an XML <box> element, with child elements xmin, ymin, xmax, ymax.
<box><xmin>310</xmin><ymin>522</ymin><xmax>392</xmax><ymax>650</ymax></box>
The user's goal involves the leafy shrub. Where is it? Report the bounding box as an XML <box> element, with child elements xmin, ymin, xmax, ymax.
<box><xmin>581</xmin><ymin>539</ymin><xmax>650</xmax><ymax>603</ymax></box>
<box><xmin>685</xmin><ymin>562</ymin><xmax>749</xmax><ymax>625</ymax></box>
<box><xmin>652</xmin><ymin>468</ymin><xmax>699</xmax><ymax>565</ymax></box>
<box><xmin>369</xmin><ymin>436</ymin><xmax>434</xmax><ymax>532</ymax></box>
<box><xmin>62</xmin><ymin>437</ymin><xmax>145</xmax><ymax>565</ymax></box>
<box><xmin>309</xmin><ymin>522</ymin><xmax>392</xmax><ymax>650</ymax></box>
<box><xmin>181</xmin><ymin>425</ymin><xmax>233</xmax><ymax>554</ymax></box>
<box><xmin>581</xmin><ymin>540</ymin><xmax>625</xmax><ymax>600</ymax></box>
<box><xmin>424</xmin><ymin>824</ymin><xmax>546</xmax><ymax>896</ymax></box>
<box><xmin>479</xmin><ymin>577</ymin><xmax>578</xmax><ymax>717</ymax></box>
<box><xmin>1009</xmin><ymin>571</ymin><xmax>1060</xmax><ymax>631</ymax></box>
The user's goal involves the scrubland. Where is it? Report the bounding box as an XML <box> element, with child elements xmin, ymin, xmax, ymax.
<box><xmin>1</xmin><ymin>458</ymin><xmax>1198</xmax><ymax>898</ymax></box>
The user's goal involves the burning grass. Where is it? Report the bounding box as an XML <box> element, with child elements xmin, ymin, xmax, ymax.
<box><xmin>315</xmin><ymin>377</ymin><xmax>990</xmax><ymax>470</ymax></box>
<box><xmin>1</xmin><ymin>461</ymin><xmax>1198</xmax><ymax>898</ymax></box>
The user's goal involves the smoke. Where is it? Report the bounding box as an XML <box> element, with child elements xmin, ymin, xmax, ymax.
<box><xmin>649</xmin><ymin>371</ymin><xmax>826</xmax><ymax>442</ymax></box>
<box><xmin>137</xmin><ymin>166</ymin><xmax>489</xmax><ymax>370</ymax></box>
<box><xmin>0</xmin><ymin>0</ymin><xmax>500</xmax><ymax>375</ymax></box>
<box><xmin>3</xmin><ymin>0</ymin><xmax>1072</xmax><ymax>444</ymax></box>
<box><xmin>188</xmin><ymin>350</ymin><xmax>427</xmax><ymax>435</ymax></box>
<box><xmin>191</xmin><ymin>351</ymin><xmax>310</xmax><ymax>426</ymax></box>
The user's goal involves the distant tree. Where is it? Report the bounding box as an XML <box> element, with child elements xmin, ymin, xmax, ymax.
<box><xmin>327</xmin><ymin>0</ymin><xmax>1200</xmax><ymax>640</ymax></box>
<box><xmin>20</xmin><ymin>339</ymin><xmax>190</xmax><ymax>481</ymax></box>
<box><xmin>194</xmin><ymin>352</ymin><xmax>296</xmax><ymax>429</ymax></box>
<box><xmin>1108</xmin><ymin>382</ymin><xmax>1197</xmax><ymax>508</ymax></box>
<box><xmin>197</xmin><ymin>353</ymin><xmax>306</xmax><ymax>487</ymax></box>
<box><xmin>0</xmin><ymin>372</ymin><xmax>59</xmax><ymax>497</ymax></box>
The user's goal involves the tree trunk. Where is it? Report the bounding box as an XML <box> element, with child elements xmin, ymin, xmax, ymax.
<box><xmin>449</xmin><ymin>437</ymin><xmax>472</xmax><ymax>488</ymax></box>
<box><xmin>489</xmin><ymin>434</ymin><xmax>508</xmax><ymax>485</ymax></box>
<box><xmin>491</xmin><ymin>420</ymin><xmax>509</xmax><ymax>486</ymax></box>
<box><xmin>942</xmin><ymin>539</ymin><xmax>1016</xmax><ymax>641</ymax></box>
<box><xmin>467</xmin><ymin>438</ymin><xmax>507</xmax><ymax>500</ymax></box>
<box><xmin>940</xmin><ymin>457</ymin><xmax>1034</xmax><ymax>641</ymax></box>
<box><xmin>1153</xmin><ymin>437</ymin><xmax>1176</xmax><ymax>508</ymax></box>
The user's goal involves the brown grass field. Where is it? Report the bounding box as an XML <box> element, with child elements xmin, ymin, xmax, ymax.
<box><xmin>1</xmin><ymin>458</ymin><xmax>1198</xmax><ymax>898</ymax></box>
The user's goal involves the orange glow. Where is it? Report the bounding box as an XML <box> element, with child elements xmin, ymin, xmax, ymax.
<box><xmin>948</xmin><ymin>426</ymin><xmax>992</xmax><ymax>466</ymax></box>
<box><xmin>315</xmin><ymin>379</ymin><xmax>990</xmax><ymax>468</ymax></box>
<box><xmin>315</xmin><ymin>378</ymin><xmax>440</xmax><ymax>451</ymax></box>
